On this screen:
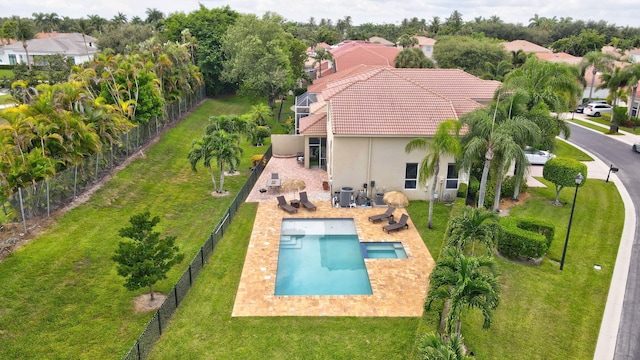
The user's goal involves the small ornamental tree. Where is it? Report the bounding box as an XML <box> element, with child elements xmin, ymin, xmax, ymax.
<box><xmin>112</xmin><ymin>212</ymin><xmax>184</xmax><ymax>301</ymax></box>
<box><xmin>542</xmin><ymin>157</ymin><xmax>588</xmax><ymax>205</ymax></box>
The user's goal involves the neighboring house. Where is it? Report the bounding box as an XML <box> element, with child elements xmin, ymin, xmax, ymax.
<box><xmin>0</xmin><ymin>32</ymin><xmax>98</xmax><ymax>66</ymax></box>
<box><xmin>414</xmin><ymin>36</ymin><xmax>436</xmax><ymax>58</ymax></box>
<box><xmin>295</xmin><ymin>66</ymin><xmax>500</xmax><ymax>201</ymax></box>
<box><xmin>501</xmin><ymin>40</ymin><xmax>552</xmax><ymax>54</ymax></box>
<box><xmin>368</xmin><ymin>36</ymin><xmax>395</xmax><ymax>46</ymax></box>
<box><xmin>628</xmin><ymin>49</ymin><xmax>640</xmax><ymax>64</ymax></box>
<box><xmin>314</xmin><ymin>41</ymin><xmax>400</xmax><ymax>78</ymax></box>
<box><xmin>535</xmin><ymin>52</ymin><xmax>581</xmax><ymax>65</ymax></box>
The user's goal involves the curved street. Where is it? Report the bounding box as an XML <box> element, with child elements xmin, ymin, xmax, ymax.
<box><xmin>564</xmin><ymin>120</ymin><xmax>640</xmax><ymax>360</ymax></box>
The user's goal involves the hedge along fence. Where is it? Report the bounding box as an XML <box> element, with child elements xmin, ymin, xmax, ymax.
<box><xmin>122</xmin><ymin>145</ymin><xmax>273</xmax><ymax>360</ymax></box>
<box><xmin>498</xmin><ymin>217</ymin><xmax>555</xmax><ymax>261</ymax></box>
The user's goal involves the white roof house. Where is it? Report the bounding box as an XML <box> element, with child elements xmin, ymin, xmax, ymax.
<box><xmin>0</xmin><ymin>33</ymin><xmax>98</xmax><ymax>66</ymax></box>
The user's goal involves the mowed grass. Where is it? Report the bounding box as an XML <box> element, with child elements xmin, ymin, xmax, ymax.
<box><xmin>149</xmin><ymin>203</ymin><xmax>421</xmax><ymax>359</ymax></box>
<box><xmin>459</xmin><ymin>178</ymin><xmax>623</xmax><ymax>359</ymax></box>
<box><xmin>0</xmin><ymin>97</ymin><xmax>268</xmax><ymax>359</ymax></box>
<box><xmin>555</xmin><ymin>139</ymin><xmax>593</xmax><ymax>161</ymax></box>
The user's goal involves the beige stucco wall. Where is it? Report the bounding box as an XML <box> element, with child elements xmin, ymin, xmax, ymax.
<box><xmin>271</xmin><ymin>135</ymin><xmax>304</xmax><ymax>156</ymax></box>
<box><xmin>330</xmin><ymin>136</ymin><xmax>462</xmax><ymax>201</ymax></box>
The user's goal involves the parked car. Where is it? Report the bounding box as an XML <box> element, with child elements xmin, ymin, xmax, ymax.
<box><xmin>633</xmin><ymin>143</ymin><xmax>640</xmax><ymax>153</ymax></box>
<box><xmin>525</xmin><ymin>147</ymin><xmax>556</xmax><ymax>165</ymax></box>
<box><xmin>584</xmin><ymin>103</ymin><xmax>613</xmax><ymax>117</ymax></box>
<box><xmin>575</xmin><ymin>100</ymin><xmax>607</xmax><ymax>113</ymax></box>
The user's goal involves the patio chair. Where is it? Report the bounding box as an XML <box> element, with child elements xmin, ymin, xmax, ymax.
<box><xmin>277</xmin><ymin>195</ymin><xmax>298</xmax><ymax>214</ymax></box>
<box><xmin>368</xmin><ymin>206</ymin><xmax>395</xmax><ymax>223</ymax></box>
<box><xmin>299</xmin><ymin>191</ymin><xmax>317</xmax><ymax>211</ymax></box>
<box><xmin>383</xmin><ymin>214</ymin><xmax>409</xmax><ymax>233</ymax></box>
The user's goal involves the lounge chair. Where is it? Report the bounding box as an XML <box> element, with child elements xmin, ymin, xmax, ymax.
<box><xmin>383</xmin><ymin>214</ymin><xmax>409</xmax><ymax>233</ymax></box>
<box><xmin>277</xmin><ymin>195</ymin><xmax>298</xmax><ymax>214</ymax></box>
<box><xmin>299</xmin><ymin>191</ymin><xmax>317</xmax><ymax>211</ymax></box>
<box><xmin>368</xmin><ymin>206</ymin><xmax>395</xmax><ymax>223</ymax></box>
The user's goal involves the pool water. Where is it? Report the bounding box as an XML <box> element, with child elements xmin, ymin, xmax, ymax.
<box><xmin>361</xmin><ymin>242</ymin><xmax>408</xmax><ymax>258</ymax></box>
<box><xmin>275</xmin><ymin>218</ymin><xmax>372</xmax><ymax>296</ymax></box>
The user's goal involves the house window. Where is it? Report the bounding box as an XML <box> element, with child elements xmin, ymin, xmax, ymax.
<box><xmin>445</xmin><ymin>163</ymin><xmax>458</xmax><ymax>189</ymax></box>
<box><xmin>405</xmin><ymin>163</ymin><xmax>418</xmax><ymax>189</ymax></box>
<box><xmin>9</xmin><ymin>54</ymin><xmax>17</xmax><ymax>65</ymax></box>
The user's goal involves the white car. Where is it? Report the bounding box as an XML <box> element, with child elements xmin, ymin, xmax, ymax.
<box><xmin>584</xmin><ymin>103</ymin><xmax>613</xmax><ymax>117</ymax></box>
<box><xmin>633</xmin><ymin>143</ymin><xmax>640</xmax><ymax>153</ymax></box>
<box><xmin>525</xmin><ymin>147</ymin><xmax>556</xmax><ymax>165</ymax></box>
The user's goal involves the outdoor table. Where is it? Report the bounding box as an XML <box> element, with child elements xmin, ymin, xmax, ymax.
<box><xmin>266</xmin><ymin>179</ymin><xmax>281</xmax><ymax>193</ymax></box>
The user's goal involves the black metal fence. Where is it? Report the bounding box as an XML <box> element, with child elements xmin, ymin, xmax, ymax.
<box><xmin>8</xmin><ymin>87</ymin><xmax>206</xmax><ymax>226</ymax></box>
<box><xmin>122</xmin><ymin>145</ymin><xmax>273</xmax><ymax>360</ymax></box>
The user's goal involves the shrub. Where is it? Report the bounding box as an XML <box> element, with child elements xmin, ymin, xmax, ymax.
<box><xmin>498</xmin><ymin>217</ymin><xmax>555</xmax><ymax>260</ymax></box>
<box><xmin>499</xmin><ymin>176</ymin><xmax>527</xmax><ymax>198</ymax></box>
<box><xmin>468</xmin><ymin>177</ymin><xmax>479</xmax><ymax>196</ymax></box>
<box><xmin>543</xmin><ymin>158</ymin><xmax>587</xmax><ymax>205</ymax></box>
<box><xmin>294</xmin><ymin>87</ymin><xmax>307</xmax><ymax>96</ymax></box>
<box><xmin>457</xmin><ymin>183</ymin><xmax>468</xmax><ymax>198</ymax></box>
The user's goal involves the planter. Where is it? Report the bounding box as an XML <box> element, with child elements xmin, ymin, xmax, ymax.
<box><xmin>322</xmin><ymin>181</ymin><xmax>329</xmax><ymax>191</ymax></box>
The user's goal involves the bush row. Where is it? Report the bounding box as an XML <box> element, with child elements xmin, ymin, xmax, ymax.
<box><xmin>498</xmin><ymin>217</ymin><xmax>555</xmax><ymax>260</ymax></box>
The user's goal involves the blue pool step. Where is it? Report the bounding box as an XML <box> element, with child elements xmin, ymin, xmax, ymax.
<box><xmin>280</xmin><ymin>236</ymin><xmax>302</xmax><ymax>249</ymax></box>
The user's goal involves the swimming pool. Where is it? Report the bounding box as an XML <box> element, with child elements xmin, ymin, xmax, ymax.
<box><xmin>275</xmin><ymin>218</ymin><xmax>373</xmax><ymax>296</ymax></box>
<box><xmin>361</xmin><ymin>242</ymin><xmax>408</xmax><ymax>258</ymax></box>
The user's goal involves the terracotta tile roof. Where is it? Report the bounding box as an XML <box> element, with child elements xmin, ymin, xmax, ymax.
<box><xmin>536</xmin><ymin>52</ymin><xmax>581</xmax><ymax>65</ymax></box>
<box><xmin>299</xmin><ymin>113</ymin><xmax>327</xmax><ymax>135</ymax></box>
<box><xmin>308</xmin><ymin>64</ymin><xmax>383</xmax><ymax>93</ymax></box>
<box><xmin>415</xmin><ymin>36</ymin><xmax>436</xmax><ymax>46</ymax></box>
<box><xmin>502</xmin><ymin>40</ymin><xmax>552</xmax><ymax>53</ymax></box>
<box><xmin>368</xmin><ymin>37</ymin><xmax>395</xmax><ymax>46</ymax></box>
<box><xmin>330</xmin><ymin>42</ymin><xmax>400</xmax><ymax>72</ymax></box>
<box><xmin>309</xmin><ymin>67</ymin><xmax>500</xmax><ymax>137</ymax></box>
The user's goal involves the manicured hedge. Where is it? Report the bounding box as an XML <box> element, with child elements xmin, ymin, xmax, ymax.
<box><xmin>498</xmin><ymin>217</ymin><xmax>555</xmax><ymax>260</ymax></box>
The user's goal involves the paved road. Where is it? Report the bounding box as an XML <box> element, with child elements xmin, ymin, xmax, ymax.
<box><xmin>566</xmin><ymin>123</ymin><xmax>640</xmax><ymax>360</ymax></box>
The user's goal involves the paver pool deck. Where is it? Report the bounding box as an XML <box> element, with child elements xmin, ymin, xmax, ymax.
<box><xmin>232</xmin><ymin>200</ymin><xmax>435</xmax><ymax>317</ymax></box>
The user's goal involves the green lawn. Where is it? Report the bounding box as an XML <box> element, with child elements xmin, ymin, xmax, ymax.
<box><xmin>0</xmin><ymin>69</ymin><xmax>13</xmax><ymax>78</ymax></box>
<box><xmin>452</xmin><ymin>179</ymin><xmax>622</xmax><ymax>359</ymax></box>
<box><xmin>0</xmin><ymin>97</ymin><xmax>266</xmax><ymax>359</ymax></box>
<box><xmin>555</xmin><ymin>139</ymin><xmax>593</xmax><ymax>161</ymax></box>
<box><xmin>0</xmin><ymin>93</ymin><xmax>13</xmax><ymax>105</ymax></box>
<box><xmin>0</xmin><ymin>94</ymin><xmax>625</xmax><ymax>359</ymax></box>
<box><xmin>149</xmin><ymin>202</ymin><xmax>428</xmax><ymax>359</ymax></box>
<box><xmin>570</xmin><ymin>119</ymin><xmax>623</xmax><ymax>135</ymax></box>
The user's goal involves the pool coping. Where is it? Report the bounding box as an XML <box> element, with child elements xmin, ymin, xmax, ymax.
<box><xmin>231</xmin><ymin>201</ymin><xmax>435</xmax><ymax>317</ymax></box>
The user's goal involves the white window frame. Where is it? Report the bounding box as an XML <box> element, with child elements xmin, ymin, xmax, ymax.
<box><xmin>445</xmin><ymin>163</ymin><xmax>458</xmax><ymax>189</ymax></box>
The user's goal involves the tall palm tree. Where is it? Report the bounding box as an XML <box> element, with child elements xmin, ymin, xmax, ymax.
<box><xmin>312</xmin><ymin>47</ymin><xmax>333</xmax><ymax>78</ymax></box>
<box><xmin>426</xmin><ymin>247</ymin><xmax>500</xmax><ymax>335</ymax></box>
<box><xmin>623</xmin><ymin>63</ymin><xmax>640</xmax><ymax>122</ymax></box>
<box><xmin>501</xmin><ymin>57</ymin><xmax>582</xmax><ymax>113</ymax></box>
<box><xmin>405</xmin><ymin>120</ymin><xmax>461</xmax><ymax>229</ymax></box>
<box><xmin>188</xmin><ymin>134</ymin><xmax>218</xmax><ymax>191</ymax></box>
<box><xmin>396</xmin><ymin>34</ymin><xmax>418</xmax><ymax>48</ymax></box>
<box><xmin>580</xmin><ymin>51</ymin><xmax>616</xmax><ymax>104</ymax></box>
<box><xmin>461</xmin><ymin>103</ymin><xmax>534</xmax><ymax>209</ymax></box>
<box><xmin>211</xmin><ymin>130</ymin><xmax>243</xmax><ymax>189</ymax></box>
<box><xmin>12</xmin><ymin>19</ymin><xmax>36</xmax><ymax>70</ymax></box>
<box><xmin>598</xmin><ymin>66</ymin><xmax>628</xmax><ymax>124</ymax></box>
<box><xmin>447</xmin><ymin>206</ymin><xmax>501</xmax><ymax>255</ymax></box>
<box><xmin>44</xmin><ymin>12</ymin><xmax>60</xmax><ymax>33</ymax></box>
<box><xmin>418</xmin><ymin>332</ymin><xmax>473</xmax><ymax>360</ymax></box>
<box><xmin>32</xmin><ymin>12</ymin><xmax>47</xmax><ymax>32</ymax></box>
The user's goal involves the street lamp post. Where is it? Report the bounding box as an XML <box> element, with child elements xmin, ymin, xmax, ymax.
<box><xmin>560</xmin><ymin>173</ymin><xmax>584</xmax><ymax>270</ymax></box>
